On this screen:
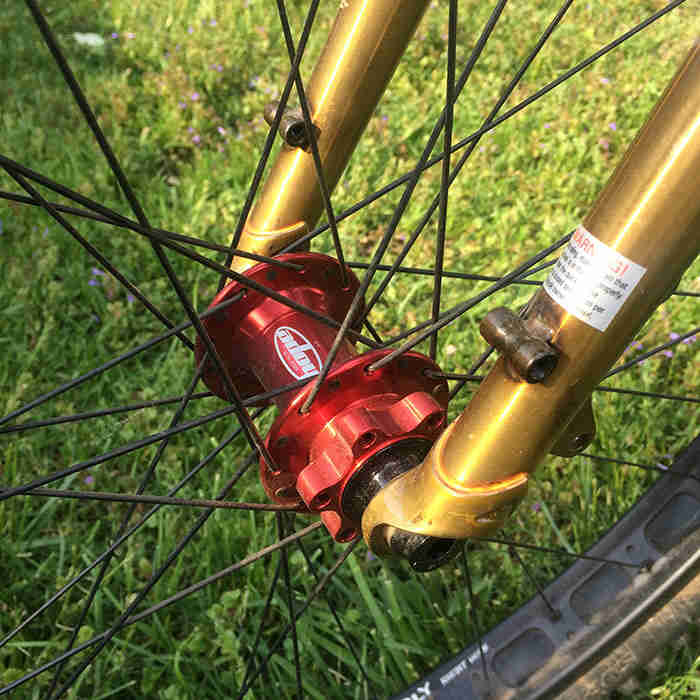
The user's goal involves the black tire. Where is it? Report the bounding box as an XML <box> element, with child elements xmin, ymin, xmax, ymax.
<box><xmin>393</xmin><ymin>436</ymin><xmax>700</xmax><ymax>699</ymax></box>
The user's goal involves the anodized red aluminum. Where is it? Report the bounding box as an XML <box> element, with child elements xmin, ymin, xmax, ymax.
<box><xmin>194</xmin><ymin>253</ymin><xmax>359</xmax><ymax>410</ymax></box>
<box><xmin>195</xmin><ymin>252</ymin><xmax>448</xmax><ymax>541</ymax></box>
<box><xmin>263</xmin><ymin>349</ymin><xmax>448</xmax><ymax>541</ymax></box>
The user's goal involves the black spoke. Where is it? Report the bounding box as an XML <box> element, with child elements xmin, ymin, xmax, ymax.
<box><xmin>277</xmin><ymin>514</ymin><xmax>304</xmax><ymax>699</ymax></box>
<box><xmin>428</xmin><ymin>371</ymin><xmax>485</xmax><ymax>382</ymax></box>
<box><xmin>472</xmin><ymin>535</ymin><xmax>643</xmax><ymax>569</ymax></box>
<box><xmin>125</xmin><ymin>522</ymin><xmax>324</xmax><ymax>629</ymax></box>
<box><xmin>281</xmin><ymin>0</ymin><xmax>686</xmax><ymax>260</ymax></box>
<box><xmin>295</xmin><ymin>537</ymin><xmax>374</xmax><ymax>692</ymax></box>
<box><xmin>240</xmin><ymin>557</ymin><xmax>284</xmax><ymax>694</ymax></box>
<box><xmin>0</xmin><ymin>188</ymin><xmax>305</xmax><ymax>269</ymax></box>
<box><xmin>443</xmin><ymin>0</ymin><xmax>688</xmax><ymax>166</ymax></box>
<box><xmin>427</xmin><ymin>375</ymin><xmax>699</xmax><ymax>405</ymax></box>
<box><xmin>300</xmin><ymin>0</ymin><xmax>509</xmax><ymax>414</ymax></box>
<box><xmin>139</xmin><ymin>240</ymin><xmax>281</xmax><ymax>476</ymax></box>
<box><xmin>508</xmin><ymin>545</ymin><xmax>560</xmax><ymax>620</ymax></box>
<box><xmin>4</xmin><ymin>488</ymin><xmax>299</xmax><ymax>511</ymax></box>
<box><xmin>462</xmin><ymin>547</ymin><xmax>490</xmax><ymax>686</ymax></box>
<box><xmin>223</xmin><ymin>0</ymin><xmax>321</xmax><ymax>270</ymax></box>
<box><xmin>449</xmin><ymin>347</ymin><xmax>495</xmax><ymax>401</ymax></box>
<box><xmin>361</xmin><ymin>0</ymin><xmax>574</xmax><ymax>323</ymax></box>
<box><xmin>347</xmin><ymin>260</ymin><xmax>540</xmax><ymax>285</ymax></box>
<box><xmin>430</xmin><ymin>0</ymin><xmax>458</xmax><ymax>360</ymax></box>
<box><xmin>370</xmin><ymin>233</ymin><xmax>572</xmax><ymax>371</ymax></box>
<box><xmin>136</xmin><ymin>235</ymin><xmax>379</xmax><ymax>347</ymax></box>
<box><xmin>376</xmin><ymin>239</ymin><xmax>567</xmax><ymax>352</ymax></box>
<box><xmin>2</xmin><ymin>166</ymin><xmax>193</xmax><ymax>351</ymax></box>
<box><xmin>605</xmin><ymin>328</ymin><xmax>700</xmax><ymax>377</ymax></box>
<box><xmin>582</xmin><ymin>453</ymin><xmax>700</xmax><ymax>484</ymax></box>
<box><xmin>237</xmin><ymin>539</ymin><xmax>360</xmax><ymax>699</ymax></box>
<box><xmin>0</xmin><ymin>414</ymin><xmax>264</xmax><ymax>652</ymax></box>
<box><xmin>4</xmin><ymin>518</ymin><xmax>322</xmax><ymax>697</ymax></box>
<box><xmin>25</xmin><ymin>0</ymin><xmax>146</xmax><ymax>223</ymax></box>
<box><xmin>363</xmin><ymin>318</ymin><xmax>384</xmax><ymax>345</ymax></box>
<box><xmin>50</xmin><ymin>450</ymin><xmax>263</xmax><ymax>697</ymax></box>
<box><xmin>45</xmin><ymin>363</ymin><xmax>209</xmax><ymax>696</ymax></box>
<box><xmin>26</xmin><ymin>0</ymin><xmax>281</xmax><ymax>487</ymax></box>
<box><xmin>0</xmin><ymin>155</ymin><xmax>130</xmax><ymax>225</ymax></box>
<box><xmin>0</xmin><ymin>391</ymin><xmax>213</xmax><ymax>435</ymax></box>
<box><xmin>0</xmin><ymin>294</ymin><xmax>240</xmax><ymax>429</ymax></box>
<box><xmin>594</xmin><ymin>385</ymin><xmax>699</xmax><ymax>403</ymax></box>
<box><xmin>0</xmin><ymin>403</ymin><xmax>241</xmax><ymax>501</ymax></box>
<box><xmin>276</xmin><ymin>0</ymin><xmax>347</xmax><ymax>286</ymax></box>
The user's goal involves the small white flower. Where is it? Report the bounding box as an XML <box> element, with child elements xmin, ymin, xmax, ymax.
<box><xmin>72</xmin><ymin>32</ymin><xmax>106</xmax><ymax>48</ymax></box>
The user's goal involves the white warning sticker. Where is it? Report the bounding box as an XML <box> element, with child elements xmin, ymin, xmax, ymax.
<box><xmin>543</xmin><ymin>225</ymin><xmax>646</xmax><ymax>331</ymax></box>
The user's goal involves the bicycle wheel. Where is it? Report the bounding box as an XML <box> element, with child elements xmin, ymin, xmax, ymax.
<box><xmin>1</xmin><ymin>1</ymin><xmax>698</xmax><ymax>699</ymax></box>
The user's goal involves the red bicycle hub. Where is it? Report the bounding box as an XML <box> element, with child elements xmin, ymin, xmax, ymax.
<box><xmin>195</xmin><ymin>253</ymin><xmax>448</xmax><ymax>542</ymax></box>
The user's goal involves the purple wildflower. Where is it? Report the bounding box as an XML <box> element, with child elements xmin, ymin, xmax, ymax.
<box><xmin>662</xmin><ymin>349</ymin><xmax>673</xmax><ymax>358</ymax></box>
<box><xmin>600</xmin><ymin>77</ymin><xmax>610</xmax><ymax>85</ymax></box>
<box><xmin>670</xmin><ymin>332</ymin><xmax>680</xmax><ymax>341</ymax></box>
<box><xmin>91</xmin><ymin>267</ymin><xmax>106</xmax><ymax>276</ymax></box>
<box><xmin>543</xmin><ymin>122</ymin><xmax>551</xmax><ymax>129</ymax></box>
<box><xmin>187</xmin><ymin>126</ymin><xmax>194</xmax><ymax>133</ymax></box>
<box><xmin>84</xmin><ymin>474</ymin><xmax>95</xmax><ymax>485</ymax></box>
<box><xmin>683</xmin><ymin>334</ymin><xmax>697</xmax><ymax>344</ymax></box>
<box><xmin>178</xmin><ymin>101</ymin><xmax>187</xmax><ymax>109</ymax></box>
<box><xmin>209</xmin><ymin>19</ymin><xmax>217</xmax><ymax>26</ymax></box>
<box><xmin>609</xmin><ymin>122</ymin><xmax>617</xmax><ymax>131</ymax></box>
<box><xmin>126</xmin><ymin>32</ymin><xmax>135</xmax><ymax>39</ymax></box>
<box><xmin>88</xmin><ymin>279</ymin><xmax>99</xmax><ymax>287</ymax></box>
<box><xmin>111</xmin><ymin>32</ymin><xmax>119</xmax><ymax>39</ymax></box>
<box><xmin>192</xmin><ymin>134</ymin><xmax>201</xmax><ymax>144</ymax></box>
<box><xmin>532</xmin><ymin>502</ymin><xmax>542</xmax><ymax>513</ymax></box>
<box><xmin>217</xmin><ymin>126</ymin><xmax>227</xmax><ymax>136</ymax></box>
<box><xmin>188</xmin><ymin>26</ymin><xmax>194</xmax><ymax>34</ymax></box>
<box><xmin>127</xmin><ymin>293</ymin><xmax>135</xmax><ymax>304</ymax></box>
<box><xmin>216</xmin><ymin>64</ymin><xmax>223</xmax><ymax>72</ymax></box>
<box><xmin>191</xmin><ymin>92</ymin><xmax>200</xmax><ymax>101</ymax></box>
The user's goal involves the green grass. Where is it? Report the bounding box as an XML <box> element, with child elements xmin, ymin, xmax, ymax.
<box><xmin>1</xmin><ymin>1</ymin><xmax>698</xmax><ymax>698</ymax></box>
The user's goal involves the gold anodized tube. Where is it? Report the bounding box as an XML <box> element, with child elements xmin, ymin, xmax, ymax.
<box><xmin>363</xmin><ymin>41</ymin><xmax>700</xmax><ymax>549</ymax></box>
<box><xmin>231</xmin><ymin>0</ymin><xmax>430</xmax><ymax>273</ymax></box>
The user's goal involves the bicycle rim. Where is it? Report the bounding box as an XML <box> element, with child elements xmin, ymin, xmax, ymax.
<box><xmin>1</xmin><ymin>1</ymin><xmax>698</xmax><ymax>698</ymax></box>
